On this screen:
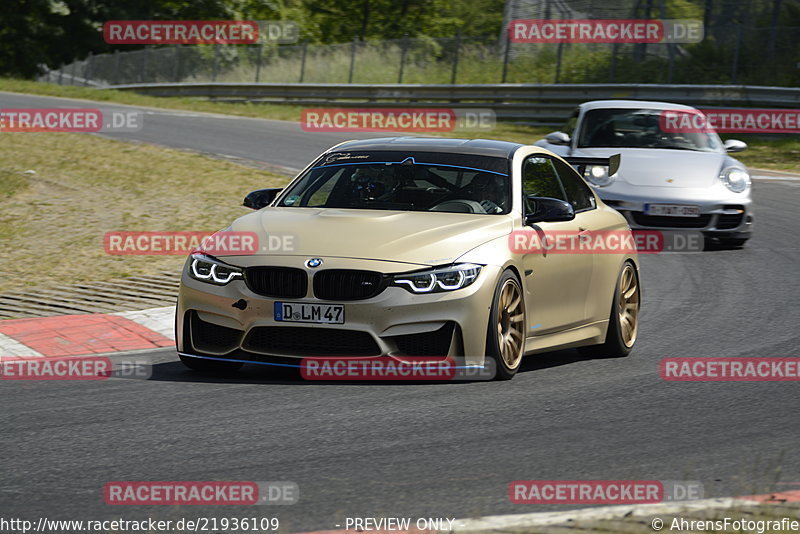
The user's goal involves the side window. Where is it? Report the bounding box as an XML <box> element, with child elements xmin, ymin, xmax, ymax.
<box><xmin>522</xmin><ymin>156</ymin><xmax>567</xmax><ymax>213</ymax></box>
<box><xmin>551</xmin><ymin>159</ymin><xmax>596</xmax><ymax>212</ymax></box>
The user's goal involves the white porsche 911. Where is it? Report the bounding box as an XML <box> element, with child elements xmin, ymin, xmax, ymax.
<box><xmin>536</xmin><ymin>100</ymin><xmax>753</xmax><ymax>247</ymax></box>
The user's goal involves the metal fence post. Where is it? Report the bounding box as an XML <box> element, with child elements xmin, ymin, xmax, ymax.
<box><xmin>609</xmin><ymin>43</ymin><xmax>618</xmax><ymax>82</ymax></box>
<box><xmin>299</xmin><ymin>40</ymin><xmax>308</xmax><ymax>83</ymax></box>
<box><xmin>450</xmin><ymin>31</ymin><xmax>461</xmax><ymax>84</ymax></box>
<box><xmin>142</xmin><ymin>48</ymin><xmax>149</xmax><ymax>83</ymax></box>
<box><xmin>555</xmin><ymin>43</ymin><xmax>564</xmax><ymax>83</ymax></box>
<box><xmin>114</xmin><ymin>49</ymin><xmax>121</xmax><ymax>84</ymax></box>
<box><xmin>212</xmin><ymin>44</ymin><xmax>219</xmax><ymax>82</ymax></box>
<box><xmin>348</xmin><ymin>36</ymin><xmax>358</xmax><ymax>83</ymax></box>
<box><xmin>58</xmin><ymin>66</ymin><xmax>63</xmax><ymax>85</ymax></box>
<box><xmin>173</xmin><ymin>46</ymin><xmax>181</xmax><ymax>82</ymax></box>
<box><xmin>501</xmin><ymin>31</ymin><xmax>511</xmax><ymax>83</ymax></box>
<box><xmin>255</xmin><ymin>44</ymin><xmax>263</xmax><ymax>83</ymax></box>
<box><xmin>398</xmin><ymin>34</ymin><xmax>409</xmax><ymax>83</ymax></box>
<box><xmin>83</xmin><ymin>52</ymin><xmax>93</xmax><ymax>86</ymax></box>
<box><xmin>731</xmin><ymin>23</ymin><xmax>743</xmax><ymax>84</ymax></box>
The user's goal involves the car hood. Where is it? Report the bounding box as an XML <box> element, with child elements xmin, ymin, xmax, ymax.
<box><xmin>574</xmin><ymin>147</ymin><xmax>728</xmax><ymax>188</ymax></box>
<box><xmin>224</xmin><ymin>207</ymin><xmax>514</xmax><ymax>266</ymax></box>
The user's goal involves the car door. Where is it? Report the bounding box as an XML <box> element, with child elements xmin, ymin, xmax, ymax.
<box><xmin>520</xmin><ymin>155</ymin><xmax>594</xmax><ymax>335</ymax></box>
<box><xmin>550</xmin><ymin>156</ymin><xmax>611</xmax><ymax>323</ymax></box>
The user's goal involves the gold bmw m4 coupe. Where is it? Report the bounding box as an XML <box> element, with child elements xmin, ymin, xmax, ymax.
<box><xmin>176</xmin><ymin>137</ymin><xmax>640</xmax><ymax>380</ymax></box>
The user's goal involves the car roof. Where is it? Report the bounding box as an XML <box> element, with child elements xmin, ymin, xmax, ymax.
<box><xmin>580</xmin><ymin>100</ymin><xmax>698</xmax><ymax>111</ymax></box>
<box><xmin>331</xmin><ymin>137</ymin><xmax>524</xmax><ymax>158</ymax></box>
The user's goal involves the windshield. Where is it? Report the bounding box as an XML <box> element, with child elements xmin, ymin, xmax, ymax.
<box><xmin>278</xmin><ymin>151</ymin><xmax>511</xmax><ymax>215</ymax></box>
<box><xmin>578</xmin><ymin>108</ymin><xmax>723</xmax><ymax>152</ymax></box>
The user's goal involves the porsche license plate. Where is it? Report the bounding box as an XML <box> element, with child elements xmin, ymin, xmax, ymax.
<box><xmin>643</xmin><ymin>204</ymin><xmax>701</xmax><ymax>217</ymax></box>
<box><xmin>274</xmin><ymin>302</ymin><xmax>344</xmax><ymax>324</ymax></box>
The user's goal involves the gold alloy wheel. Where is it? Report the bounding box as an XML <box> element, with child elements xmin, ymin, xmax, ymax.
<box><xmin>618</xmin><ymin>264</ymin><xmax>640</xmax><ymax>348</ymax></box>
<box><xmin>497</xmin><ymin>279</ymin><xmax>525</xmax><ymax>369</ymax></box>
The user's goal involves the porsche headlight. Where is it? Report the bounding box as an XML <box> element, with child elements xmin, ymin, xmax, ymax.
<box><xmin>188</xmin><ymin>253</ymin><xmax>243</xmax><ymax>285</ymax></box>
<box><xmin>392</xmin><ymin>264</ymin><xmax>482</xmax><ymax>294</ymax></box>
<box><xmin>720</xmin><ymin>167</ymin><xmax>750</xmax><ymax>193</ymax></box>
<box><xmin>583</xmin><ymin>165</ymin><xmax>615</xmax><ymax>187</ymax></box>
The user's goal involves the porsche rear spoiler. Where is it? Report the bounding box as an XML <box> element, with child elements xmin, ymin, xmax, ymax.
<box><xmin>564</xmin><ymin>154</ymin><xmax>621</xmax><ymax>177</ymax></box>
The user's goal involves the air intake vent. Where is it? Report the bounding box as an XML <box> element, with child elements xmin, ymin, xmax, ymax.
<box><xmin>244</xmin><ymin>267</ymin><xmax>307</xmax><ymax>298</ymax></box>
<box><xmin>313</xmin><ymin>270</ymin><xmax>387</xmax><ymax>301</ymax></box>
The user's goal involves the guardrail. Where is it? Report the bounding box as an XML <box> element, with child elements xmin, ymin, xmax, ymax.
<box><xmin>105</xmin><ymin>82</ymin><xmax>800</xmax><ymax>125</ymax></box>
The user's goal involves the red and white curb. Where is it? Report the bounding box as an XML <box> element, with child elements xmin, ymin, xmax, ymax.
<box><xmin>0</xmin><ymin>306</ymin><xmax>175</xmax><ymax>359</ymax></box>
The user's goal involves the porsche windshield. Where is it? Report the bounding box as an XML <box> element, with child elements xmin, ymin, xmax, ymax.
<box><xmin>278</xmin><ymin>151</ymin><xmax>511</xmax><ymax>214</ymax></box>
<box><xmin>578</xmin><ymin>108</ymin><xmax>723</xmax><ymax>152</ymax></box>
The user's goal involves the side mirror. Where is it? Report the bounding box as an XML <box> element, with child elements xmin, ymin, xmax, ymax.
<box><xmin>724</xmin><ymin>139</ymin><xmax>747</xmax><ymax>153</ymax></box>
<box><xmin>243</xmin><ymin>188</ymin><xmax>282</xmax><ymax>210</ymax></box>
<box><xmin>545</xmin><ymin>131</ymin><xmax>571</xmax><ymax>146</ymax></box>
<box><xmin>524</xmin><ymin>196</ymin><xmax>575</xmax><ymax>224</ymax></box>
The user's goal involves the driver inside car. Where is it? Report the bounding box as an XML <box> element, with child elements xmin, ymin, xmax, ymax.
<box><xmin>467</xmin><ymin>173</ymin><xmax>506</xmax><ymax>214</ymax></box>
<box><xmin>350</xmin><ymin>166</ymin><xmax>400</xmax><ymax>202</ymax></box>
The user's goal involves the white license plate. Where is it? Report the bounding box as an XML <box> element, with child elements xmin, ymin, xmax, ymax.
<box><xmin>274</xmin><ymin>302</ymin><xmax>344</xmax><ymax>324</ymax></box>
<box><xmin>643</xmin><ymin>204</ymin><xmax>701</xmax><ymax>217</ymax></box>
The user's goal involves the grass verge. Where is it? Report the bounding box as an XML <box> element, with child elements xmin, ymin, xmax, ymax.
<box><xmin>0</xmin><ymin>133</ymin><xmax>287</xmax><ymax>292</ymax></box>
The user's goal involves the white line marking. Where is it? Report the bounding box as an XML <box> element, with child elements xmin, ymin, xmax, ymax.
<box><xmin>450</xmin><ymin>497</ymin><xmax>760</xmax><ymax>532</ymax></box>
<box><xmin>113</xmin><ymin>306</ymin><xmax>176</xmax><ymax>340</ymax></box>
<box><xmin>0</xmin><ymin>332</ymin><xmax>44</xmax><ymax>358</ymax></box>
<box><xmin>752</xmin><ymin>175</ymin><xmax>800</xmax><ymax>181</ymax></box>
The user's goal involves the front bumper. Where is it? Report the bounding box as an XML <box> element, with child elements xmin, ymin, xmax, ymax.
<box><xmin>599</xmin><ymin>197</ymin><xmax>753</xmax><ymax>238</ymax></box>
<box><xmin>176</xmin><ymin>258</ymin><xmax>501</xmax><ymax>368</ymax></box>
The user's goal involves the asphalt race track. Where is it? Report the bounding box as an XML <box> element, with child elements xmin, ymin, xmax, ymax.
<box><xmin>1</xmin><ymin>92</ymin><xmax>799</xmax><ymax>531</ymax></box>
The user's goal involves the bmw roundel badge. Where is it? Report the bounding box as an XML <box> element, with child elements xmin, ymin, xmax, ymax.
<box><xmin>305</xmin><ymin>258</ymin><xmax>323</xmax><ymax>268</ymax></box>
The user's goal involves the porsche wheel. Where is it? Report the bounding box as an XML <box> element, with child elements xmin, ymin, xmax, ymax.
<box><xmin>486</xmin><ymin>270</ymin><xmax>526</xmax><ymax>380</ymax></box>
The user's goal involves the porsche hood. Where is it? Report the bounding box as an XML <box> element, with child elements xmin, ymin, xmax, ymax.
<box><xmin>219</xmin><ymin>207</ymin><xmax>514</xmax><ymax>266</ymax></box>
<box><xmin>575</xmin><ymin>147</ymin><xmax>729</xmax><ymax>188</ymax></box>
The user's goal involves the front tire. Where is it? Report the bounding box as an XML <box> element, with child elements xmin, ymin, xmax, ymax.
<box><xmin>578</xmin><ymin>262</ymin><xmax>640</xmax><ymax>359</ymax></box>
<box><xmin>180</xmin><ymin>355</ymin><xmax>243</xmax><ymax>374</ymax></box>
<box><xmin>486</xmin><ymin>270</ymin><xmax>526</xmax><ymax>380</ymax></box>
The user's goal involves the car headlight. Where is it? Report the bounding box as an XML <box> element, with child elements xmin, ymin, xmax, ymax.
<box><xmin>583</xmin><ymin>165</ymin><xmax>615</xmax><ymax>187</ymax></box>
<box><xmin>392</xmin><ymin>264</ymin><xmax>482</xmax><ymax>294</ymax></box>
<box><xmin>188</xmin><ymin>253</ymin><xmax>243</xmax><ymax>285</ymax></box>
<box><xmin>720</xmin><ymin>167</ymin><xmax>750</xmax><ymax>193</ymax></box>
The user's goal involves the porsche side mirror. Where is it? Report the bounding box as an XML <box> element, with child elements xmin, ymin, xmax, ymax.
<box><xmin>524</xmin><ymin>196</ymin><xmax>575</xmax><ymax>224</ymax></box>
<box><xmin>724</xmin><ymin>139</ymin><xmax>747</xmax><ymax>153</ymax></box>
<box><xmin>545</xmin><ymin>131</ymin><xmax>571</xmax><ymax>145</ymax></box>
<box><xmin>243</xmin><ymin>188</ymin><xmax>282</xmax><ymax>210</ymax></box>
